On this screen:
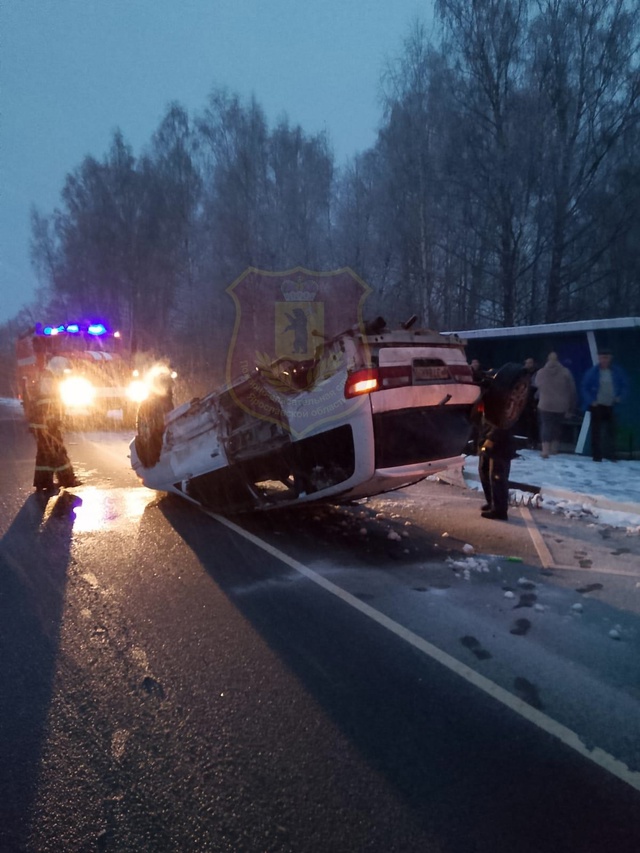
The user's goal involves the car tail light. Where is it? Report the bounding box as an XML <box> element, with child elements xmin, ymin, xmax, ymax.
<box><xmin>344</xmin><ymin>368</ymin><xmax>380</xmax><ymax>398</ymax></box>
<box><xmin>448</xmin><ymin>364</ymin><xmax>476</xmax><ymax>383</ymax></box>
<box><xmin>378</xmin><ymin>365</ymin><xmax>412</xmax><ymax>388</ymax></box>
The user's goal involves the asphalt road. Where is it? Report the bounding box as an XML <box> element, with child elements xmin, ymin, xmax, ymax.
<box><xmin>2</xmin><ymin>399</ymin><xmax>640</xmax><ymax>853</ymax></box>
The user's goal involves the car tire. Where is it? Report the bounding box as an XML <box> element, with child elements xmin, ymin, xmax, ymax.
<box><xmin>135</xmin><ymin>403</ymin><xmax>164</xmax><ymax>468</ymax></box>
<box><xmin>482</xmin><ymin>362</ymin><xmax>530</xmax><ymax>429</ymax></box>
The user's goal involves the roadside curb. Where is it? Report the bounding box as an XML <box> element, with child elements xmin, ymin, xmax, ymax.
<box><xmin>462</xmin><ymin>469</ymin><xmax>640</xmax><ymax>518</ymax></box>
<box><xmin>536</xmin><ymin>485</ymin><xmax>640</xmax><ymax>517</ymax></box>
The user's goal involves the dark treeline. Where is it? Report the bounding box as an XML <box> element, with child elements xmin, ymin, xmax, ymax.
<box><xmin>4</xmin><ymin>0</ymin><xmax>639</xmax><ymax>387</ymax></box>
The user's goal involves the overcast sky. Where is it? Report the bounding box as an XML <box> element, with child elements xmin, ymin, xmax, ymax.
<box><xmin>1</xmin><ymin>0</ymin><xmax>434</xmax><ymax>324</ymax></box>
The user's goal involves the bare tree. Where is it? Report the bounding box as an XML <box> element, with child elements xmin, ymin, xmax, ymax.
<box><xmin>436</xmin><ymin>0</ymin><xmax>537</xmax><ymax>325</ymax></box>
<box><xmin>143</xmin><ymin>103</ymin><xmax>203</xmax><ymax>347</ymax></box>
<box><xmin>377</xmin><ymin>22</ymin><xmax>446</xmax><ymax>327</ymax></box>
<box><xmin>267</xmin><ymin>118</ymin><xmax>334</xmax><ymax>269</ymax></box>
<box><xmin>334</xmin><ymin>149</ymin><xmax>389</xmax><ymax>288</ymax></box>
<box><xmin>197</xmin><ymin>89</ymin><xmax>271</xmax><ymax>280</ymax></box>
<box><xmin>530</xmin><ymin>0</ymin><xmax>640</xmax><ymax>320</ymax></box>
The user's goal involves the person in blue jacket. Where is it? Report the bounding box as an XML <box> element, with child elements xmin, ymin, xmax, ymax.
<box><xmin>581</xmin><ymin>350</ymin><xmax>629</xmax><ymax>462</ymax></box>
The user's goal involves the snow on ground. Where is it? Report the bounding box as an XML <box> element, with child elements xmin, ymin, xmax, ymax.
<box><xmin>463</xmin><ymin>449</ymin><xmax>640</xmax><ymax>531</ymax></box>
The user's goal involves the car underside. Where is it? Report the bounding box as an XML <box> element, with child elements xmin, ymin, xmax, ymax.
<box><xmin>130</xmin><ymin>321</ymin><xmax>528</xmax><ymax>513</ymax></box>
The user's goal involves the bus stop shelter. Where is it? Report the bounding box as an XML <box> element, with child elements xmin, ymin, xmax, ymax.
<box><xmin>451</xmin><ymin>317</ymin><xmax>640</xmax><ymax>458</ymax></box>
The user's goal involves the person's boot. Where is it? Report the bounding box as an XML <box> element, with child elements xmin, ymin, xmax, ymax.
<box><xmin>541</xmin><ymin>441</ymin><xmax>550</xmax><ymax>458</ymax></box>
<box><xmin>57</xmin><ymin>467</ymin><xmax>82</xmax><ymax>488</ymax></box>
<box><xmin>481</xmin><ymin>509</ymin><xmax>508</xmax><ymax>520</ymax></box>
<box><xmin>550</xmin><ymin>441</ymin><xmax>560</xmax><ymax>455</ymax></box>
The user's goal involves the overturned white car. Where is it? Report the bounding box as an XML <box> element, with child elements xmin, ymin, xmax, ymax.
<box><xmin>130</xmin><ymin>318</ymin><xmax>528</xmax><ymax>512</ymax></box>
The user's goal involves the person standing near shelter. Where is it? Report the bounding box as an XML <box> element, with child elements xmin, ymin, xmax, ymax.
<box><xmin>534</xmin><ymin>352</ymin><xmax>576</xmax><ymax>458</ymax></box>
<box><xmin>522</xmin><ymin>356</ymin><xmax>539</xmax><ymax>448</ymax></box>
<box><xmin>477</xmin><ymin>406</ymin><xmax>514</xmax><ymax>521</ymax></box>
<box><xmin>469</xmin><ymin>359</ymin><xmax>485</xmax><ymax>382</ymax></box>
<box><xmin>27</xmin><ymin>358</ymin><xmax>79</xmax><ymax>491</ymax></box>
<box><xmin>581</xmin><ymin>350</ymin><xmax>629</xmax><ymax>462</ymax></box>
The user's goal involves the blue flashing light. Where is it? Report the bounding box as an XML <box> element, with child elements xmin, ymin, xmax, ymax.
<box><xmin>87</xmin><ymin>323</ymin><xmax>107</xmax><ymax>336</ymax></box>
<box><xmin>38</xmin><ymin>320</ymin><xmax>113</xmax><ymax>336</ymax></box>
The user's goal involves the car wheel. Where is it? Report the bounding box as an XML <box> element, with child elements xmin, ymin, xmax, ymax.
<box><xmin>135</xmin><ymin>405</ymin><xmax>164</xmax><ymax>468</ymax></box>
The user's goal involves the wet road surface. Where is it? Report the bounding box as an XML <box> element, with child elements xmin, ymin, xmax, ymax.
<box><xmin>2</xmin><ymin>401</ymin><xmax>640</xmax><ymax>852</ymax></box>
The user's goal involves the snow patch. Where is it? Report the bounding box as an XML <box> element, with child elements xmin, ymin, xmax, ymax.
<box><xmin>447</xmin><ymin>556</ymin><xmax>491</xmax><ymax>574</ymax></box>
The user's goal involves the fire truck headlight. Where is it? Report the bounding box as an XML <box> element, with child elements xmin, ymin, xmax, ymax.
<box><xmin>127</xmin><ymin>379</ymin><xmax>149</xmax><ymax>403</ymax></box>
<box><xmin>60</xmin><ymin>377</ymin><xmax>95</xmax><ymax>408</ymax></box>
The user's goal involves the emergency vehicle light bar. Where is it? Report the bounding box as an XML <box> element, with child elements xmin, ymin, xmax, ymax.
<box><xmin>38</xmin><ymin>322</ymin><xmax>112</xmax><ymax>337</ymax></box>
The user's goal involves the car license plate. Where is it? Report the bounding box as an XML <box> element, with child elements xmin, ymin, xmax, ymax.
<box><xmin>413</xmin><ymin>365</ymin><xmax>450</xmax><ymax>381</ymax></box>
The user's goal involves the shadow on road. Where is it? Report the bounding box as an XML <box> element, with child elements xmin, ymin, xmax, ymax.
<box><xmin>0</xmin><ymin>490</ymin><xmax>79</xmax><ymax>852</ymax></box>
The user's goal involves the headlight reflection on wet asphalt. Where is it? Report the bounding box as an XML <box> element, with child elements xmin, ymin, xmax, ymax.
<box><xmin>67</xmin><ymin>486</ymin><xmax>158</xmax><ymax>533</ymax></box>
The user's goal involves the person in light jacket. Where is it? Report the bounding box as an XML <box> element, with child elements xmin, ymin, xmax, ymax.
<box><xmin>581</xmin><ymin>350</ymin><xmax>629</xmax><ymax>462</ymax></box>
<box><xmin>533</xmin><ymin>352</ymin><xmax>577</xmax><ymax>458</ymax></box>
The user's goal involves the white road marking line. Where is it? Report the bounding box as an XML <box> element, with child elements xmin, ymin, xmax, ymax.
<box><xmin>208</xmin><ymin>509</ymin><xmax>640</xmax><ymax>794</ymax></box>
<box><xmin>548</xmin><ymin>564</ymin><xmax>640</xmax><ymax>578</ymax></box>
<box><xmin>520</xmin><ymin>506</ymin><xmax>640</xmax><ymax>578</ymax></box>
<box><xmin>519</xmin><ymin>506</ymin><xmax>555</xmax><ymax>569</ymax></box>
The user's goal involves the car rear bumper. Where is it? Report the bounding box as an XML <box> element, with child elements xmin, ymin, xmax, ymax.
<box><xmin>372</xmin><ymin>404</ymin><xmax>473</xmax><ymax>468</ymax></box>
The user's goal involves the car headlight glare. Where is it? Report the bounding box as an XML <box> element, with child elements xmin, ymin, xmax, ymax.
<box><xmin>127</xmin><ymin>379</ymin><xmax>150</xmax><ymax>403</ymax></box>
<box><xmin>60</xmin><ymin>377</ymin><xmax>95</xmax><ymax>408</ymax></box>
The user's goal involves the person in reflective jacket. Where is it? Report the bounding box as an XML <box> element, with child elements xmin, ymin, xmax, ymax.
<box><xmin>27</xmin><ymin>366</ymin><xmax>78</xmax><ymax>491</ymax></box>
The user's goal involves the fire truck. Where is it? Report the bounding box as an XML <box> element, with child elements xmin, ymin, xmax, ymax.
<box><xmin>16</xmin><ymin>321</ymin><xmax>150</xmax><ymax>426</ymax></box>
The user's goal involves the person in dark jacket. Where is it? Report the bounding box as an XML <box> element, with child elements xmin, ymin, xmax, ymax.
<box><xmin>469</xmin><ymin>359</ymin><xmax>486</xmax><ymax>382</ymax></box>
<box><xmin>27</xmin><ymin>366</ymin><xmax>78</xmax><ymax>491</ymax></box>
<box><xmin>580</xmin><ymin>350</ymin><xmax>629</xmax><ymax>462</ymax></box>
<box><xmin>478</xmin><ymin>407</ymin><xmax>515</xmax><ymax>520</ymax></box>
<box><xmin>521</xmin><ymin>356</ymin><xmax>539</xmax><ymax>448</ymax></box>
